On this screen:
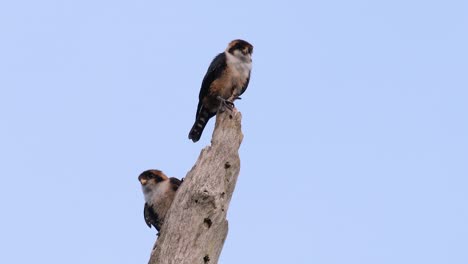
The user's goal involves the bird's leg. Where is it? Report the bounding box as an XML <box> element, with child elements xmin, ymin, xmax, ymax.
<box><xmin>217</xmin><ymin>96</ymin><xmax>235</xmax><ymax>111</ymax></box>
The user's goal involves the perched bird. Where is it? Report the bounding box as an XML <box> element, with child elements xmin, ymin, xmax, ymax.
<box><xmin>138</xmin><ymin>169</ymin><xmax>182</xmax><ymax>233</ymax></box>
<box><xmin>188</xmin><ymin>39</ymin><xmax>253</xmax><ymax>142</ymax></box>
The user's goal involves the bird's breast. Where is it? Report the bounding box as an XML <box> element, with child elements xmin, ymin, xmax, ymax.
<box><xmin>225</xmin><ymin>52</ymin><xmax>251</xmax><ymax>84</ymax></box>
<box><xmin>229</xmin><ymin>59</ymin><xmax>251</xmax><ymax>80</ymax></box>
<box><xmin>228</xmin><ymin>62</ymin><xmax>251</xmax><ymax>94</ymax></box>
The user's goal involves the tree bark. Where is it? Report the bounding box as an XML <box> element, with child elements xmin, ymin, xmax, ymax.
<box><xmin>148</xmin><ymin>109</ymin><xmax>243</xmax><ymax>264</ymax></box>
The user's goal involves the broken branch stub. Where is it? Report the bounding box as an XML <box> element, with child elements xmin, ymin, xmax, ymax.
<box><xmin>148</xmin><ymin>109</ymin><xmax>244</xmax><ymax>264</ymax></box>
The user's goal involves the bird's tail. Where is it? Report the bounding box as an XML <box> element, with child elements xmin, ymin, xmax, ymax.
<box><xmin>188</xmin><ymin>107</ymin><xmax>214</xmax><ymax>142</ymax></box>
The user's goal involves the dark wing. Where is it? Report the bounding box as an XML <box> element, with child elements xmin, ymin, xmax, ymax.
<box><xmin>195</xmin><ymin>52</ymin><xmax>227</xmax><ymax>119</ymax></box>
<box><xmin>144</xmin><ymin>203</ymin><xmax>161</xmax><ymax>231</ymax></box>
<box><xmin>169</xmin><ymin>177</ymin><xmax>182</xmax><ymax>192</ymax></box>
<box><xmin>240</xmin><ymin>73</ymin><xmax>251</xmax><ymax>96</ymax></box>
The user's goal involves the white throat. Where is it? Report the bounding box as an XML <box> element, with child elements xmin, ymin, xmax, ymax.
<box><xmin>226</xmin><ymin>51</ymin><xmax>252</xmax><ymax>77</ymax></box>
<box><xmin>143</xmin><ymin>181</ymin><xmax>169</xmax><ymax>205</ymax></box>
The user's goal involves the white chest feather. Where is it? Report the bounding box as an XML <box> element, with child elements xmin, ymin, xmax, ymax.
<box><xmin>226</xmin><ymin>52</ymin><xmax>252</xmax><ymax>81</ymax></box>
<box><xmin>143</xmin><ymin>181</ymin><xmax>170</xmax><ymax>205</ymax></box>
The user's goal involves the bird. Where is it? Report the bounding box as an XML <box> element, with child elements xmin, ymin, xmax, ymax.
<box><xmin>188</xmin><ymin>39</ymin><xmax>253</xmax><ymax>142</ymax></box>
<box><xmin>138</xmin><ymin>169</ymin><xmax>182</xmax><ymax>233</ymax></box>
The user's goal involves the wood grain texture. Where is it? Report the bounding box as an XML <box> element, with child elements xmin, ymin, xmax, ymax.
<box><xmin>149</xmin><ymin>109</ymin><xmax>244</xmax><ymax>264</ymax></box>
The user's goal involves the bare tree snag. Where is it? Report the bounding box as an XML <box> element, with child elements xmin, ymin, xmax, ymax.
<box><xmin>148</xmin><ymin>109</ymin><xmax>244</xmax><ymax>264</ymax></box>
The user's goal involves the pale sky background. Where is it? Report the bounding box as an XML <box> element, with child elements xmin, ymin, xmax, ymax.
<box><xmin>1</xmin><ymin>0</ymin><xmax>467</xmax><ymax>263</ymax></box>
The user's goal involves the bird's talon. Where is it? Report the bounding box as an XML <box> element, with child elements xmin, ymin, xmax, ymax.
<box><xmin>224</xmin><ymin>101</ymin><xmax>234</xmax><ymax>111</ymax></box>
<box><xmin>217</xmin><ymin>96</ymin><xmax>235</xmax><ymax>111</ymax></box>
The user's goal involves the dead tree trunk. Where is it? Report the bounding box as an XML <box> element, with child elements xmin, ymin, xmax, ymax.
<box><xmin>148</xmin><ymin>109</ymin><xmax>244</xmax><ymax>264</ymax></box>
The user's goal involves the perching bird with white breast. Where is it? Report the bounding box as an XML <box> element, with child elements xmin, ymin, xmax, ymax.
<box><xmin>188</xmin><ymin>39</ymin><xmax>253</xmax><ymax>142</ymax></box>
<box><xmin>138</xmin><ymin>169</ymin><xmax>182</xmax><ymax>233</ymax></box>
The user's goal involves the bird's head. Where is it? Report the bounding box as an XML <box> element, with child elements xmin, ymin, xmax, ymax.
<box><xmin>226</xmin><ymin>39</ymin><xmax>253</xmax><ymax>62</ymax></box>
<box><xmin>138</xmin><ymin>169</ymin><xmax>168</xmax><ymax>187</ymax></box>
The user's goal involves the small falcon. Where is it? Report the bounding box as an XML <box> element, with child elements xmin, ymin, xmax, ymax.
<box><xmin>138</xmin><ymin>169</ymin><xmax>182</xmax><ymax>233</ymax></box>
<box><xmin>188</xmin><ymin>39</ymin><xmax>253</xmax><ymax>142</ymax></box>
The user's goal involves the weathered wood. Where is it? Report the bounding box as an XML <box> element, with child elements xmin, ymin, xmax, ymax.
<box><xmin>148</xmin><ymin>109</ymin><xmax>243</xmax><ymax>264</ymax></box>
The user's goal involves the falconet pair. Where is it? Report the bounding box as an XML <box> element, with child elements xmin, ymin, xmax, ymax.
<box><xmin>139</xmin><ymin>39</ymin><xmax>253</xmax><ymax>233</ymax></box>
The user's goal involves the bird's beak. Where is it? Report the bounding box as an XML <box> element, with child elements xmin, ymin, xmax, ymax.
<box><xmin>140</xmin><ymin>178</ymin><xmax>148</xmax><ymax>185</ymax></box>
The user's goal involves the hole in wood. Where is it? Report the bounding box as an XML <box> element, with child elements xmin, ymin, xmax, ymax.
<box><xmin>224</xmin><ymin>162</ymin><xmax>231</xmax><ymax>169</ymax></box>
<box><xmin>204</xmin><ymin>218</ymin><xmax>212</xmax><ymax>228</ymax></box>
<box><xmin>204</xmin><ymin>255</ymin><xmax>210</xmax><ymax>263</ymax></box>
<box><xmin>229</xmin><ymin>114</ymin><xmax>233</xmax><ymax>119</ymax></box>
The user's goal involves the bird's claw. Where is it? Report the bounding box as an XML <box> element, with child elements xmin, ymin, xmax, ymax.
<box><xmin>225</xmin><ymin>101</ymin><xmax>235</xmax><ymax>110</ymax></box>
<box><xmin>217</xmin><ymin>96</ymin><xmax>235</xmax><ymax>112</ymax></box>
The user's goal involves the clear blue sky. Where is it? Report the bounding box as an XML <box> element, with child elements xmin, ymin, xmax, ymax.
<box><xmin>1</xmin><ymin>1</ymin><xmax>467</xmax><ymax>263</ymax></box>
